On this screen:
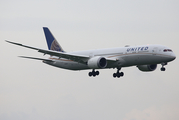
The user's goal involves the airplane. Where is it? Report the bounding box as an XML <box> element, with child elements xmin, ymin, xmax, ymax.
<box><xmin>6</xmin><ymin>27</ymin><xmax>176</xmax><ymax>78</ymax></box>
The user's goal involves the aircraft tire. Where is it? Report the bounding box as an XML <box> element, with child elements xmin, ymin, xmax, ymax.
<box><xmin>116</xmin><ymin>72</ymin><xmax>120</xmax><ymax>78</ymax></box>
<box><xmin>113</xmin><ymin>73</ymin><xmax>117</xmax><ymax>78</ymax></box>
<box><xmin>89</xmin><ymin>72</ymin><xmax>92</xmax><ymax>77</ymax></box>
<box><xmin>93</xmin><ymin>73</ymin><xmax>96</xmax><ymax>77</ymax></box>
<box><xmin>96</xmin><ymin>71</ymin><xmax>99</xmax><ymax>75</ymax></box>
<box><xmin>161</xmin><ymin>67</ymin><xmax>166</xmax><ymax>71</ymax></box>
<box><xmin>120</xmin><ymin>72</ymin><xmax>124</xmax><ymax>77</ymax></box>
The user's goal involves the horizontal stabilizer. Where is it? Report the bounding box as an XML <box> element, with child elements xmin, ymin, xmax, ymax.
<box><xmin>19</xmin><ymin>56</ymin><xmax>53</xmax><ymax>62</ymax></box>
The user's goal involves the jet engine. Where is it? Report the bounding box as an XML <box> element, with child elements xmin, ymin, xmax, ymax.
<box><xmin>137</xmin><ymin>64</ymin><xmax>157</xmax><ymax>72</ymax></box>
<box><xmin>87</xmin><ymin>56</ymin><xmax>107</xmax><ymax>69</ymax></box>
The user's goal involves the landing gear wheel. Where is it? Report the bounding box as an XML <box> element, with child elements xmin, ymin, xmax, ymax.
<box><xmin>120</xmin><ymin>72</ymin><xmax>124</xmax><ymax>77</ymax></box>
<box><xmin>89</xmin><ymin>72</ymin><xmax>92</xmax><ymax>77</ymax></box>
<box><xmin>88</xmin><ymin>69</ymin><xmax>100</xmax><ymax>77</ymax></box>
<box><xmin>161</xmin><ymin>67</ymin><xmax>166</xmax><ymax>71</ymax></box>
<box><xmin>117</xmin><ymin>74</ymin><xmax>120</xmax><ymax>78</ymax></box>
<box><xmin>113</xmin><ymin>67</ymin><xmax>124</xmax><ymax>78</ymax></box>
<box><xmin>161</xmin><ymin>63</ymin><xmax>167</xmax><ymax>72</ymax></box>
<box><xmin>93</xmin><ymin>74</ymin><xmax>96</xmax><ymax>77</ymax></box>
<box><xmin>96</xmin><ymin>71</ymin><xmax>99</xmax><ymax>75</ymax></box>
<box><xmin>113</xmin><ymin>73</ymin><xmax>117</xmax><ymax>78</ymax></box>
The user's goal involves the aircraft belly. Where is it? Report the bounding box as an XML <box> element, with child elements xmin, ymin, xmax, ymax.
<box><xmin>121</xmin><ymin>54</ymin><xmax>166</xmax><ymax>67</ymax></box>
<box><xmin>121</xmin><ymin>55</ymin><xmax>140</xmax><ymax>67</ymax></box>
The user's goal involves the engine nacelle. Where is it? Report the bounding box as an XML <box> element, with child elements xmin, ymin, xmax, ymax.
<box><xmin>87</xmin><ymin>56</ymin><xmax>107</xmax><ymax>69</ymax></box>
<box><xmin>137</xmin><ymin>64</ymin><xmax>157</xmax><ymax>72</ymax></box>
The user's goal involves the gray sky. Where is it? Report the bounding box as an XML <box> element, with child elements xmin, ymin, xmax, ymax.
<box><xmin>1</xmin><ymin>0</ymin><xmax>179</xmax><ymax>120</ymax></box>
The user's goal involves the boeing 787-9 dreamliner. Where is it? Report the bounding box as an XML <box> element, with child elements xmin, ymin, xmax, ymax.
<box><xmin>6</xmin><ymin>27</ymin><xmax>176</xmax><ymax>78</ymax></box>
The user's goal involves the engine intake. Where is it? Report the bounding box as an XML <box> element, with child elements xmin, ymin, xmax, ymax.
<box><xmin>137</xmin><ymin>64</ymin><xmax>157</xmax><ymax>72</ymax></box>
<box><xmin>87</xmin><ymin>56</ymin><xmax>107</xmax><ymax>69</ymax></box>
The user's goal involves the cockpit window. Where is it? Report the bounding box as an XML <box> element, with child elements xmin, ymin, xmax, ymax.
<box><xmin>163</xmin><ymin>49</ymin><xmax>167</xmax><ymax>52</ymax></box>
<box><xmin>163</xmin><ymin>49</ymin><xmax>173</xmax><ymax>52</ymax></box>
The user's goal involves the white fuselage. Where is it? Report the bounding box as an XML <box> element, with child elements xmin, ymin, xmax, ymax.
<box><xmin>44</xmin><ymin>44</ymin><xmax>176</xmax><ymax>70</ymax></box>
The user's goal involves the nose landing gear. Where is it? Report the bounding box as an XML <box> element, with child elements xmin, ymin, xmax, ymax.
<box><xmin>113</xmin><ymin>67</ymin><xmax>124</xmax><ymax>78</ymax></box>
<box><xmin>161</xmin><ymin>62</ymin><xmax>167</xmax><ymax>71</ymax></box>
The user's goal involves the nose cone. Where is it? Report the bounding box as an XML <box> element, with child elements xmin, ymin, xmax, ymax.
<box><xmin>171</xmin><ymin>53</ymin><xmax>176</xmax><ymax>61</ymax></box>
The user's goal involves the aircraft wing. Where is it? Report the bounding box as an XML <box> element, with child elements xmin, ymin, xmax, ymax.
<box><xmin>6</xmin><ymin>40</ymin><xmax>117</xmax><ymax>64</ymax></box>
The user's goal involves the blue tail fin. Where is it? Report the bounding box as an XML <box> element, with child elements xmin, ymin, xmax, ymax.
<box><xmin>43</xmin><ymin>27</ymin><xmax>64</xmax><ymax>52</ymax></box>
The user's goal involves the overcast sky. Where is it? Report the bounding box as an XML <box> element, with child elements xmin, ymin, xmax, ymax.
<box><xmin>1</xmin><ymin>0</ymin><xmax>179</xmax><ymax>120</ymax></box>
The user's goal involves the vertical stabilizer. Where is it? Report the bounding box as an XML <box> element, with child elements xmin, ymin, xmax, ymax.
<box><xmin>43</xmin><ymin>27</ymin><xmax>64</xmax><ymax>52</ymax></box>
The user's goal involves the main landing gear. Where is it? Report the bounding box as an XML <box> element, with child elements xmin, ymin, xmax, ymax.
<box><xmin>161</xmin><ymin>62</ymin><xmax>167</xmax><ymax>71</ymax></box>
<box><xmin>113</xmin><ymin>67</ymin><xmax>124</xmax><ymax>78</ymax></box>
<box><xmin>89</xmin><ymin>69</ymin><xmax>99</xmax><ymax>77</ymax></box>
